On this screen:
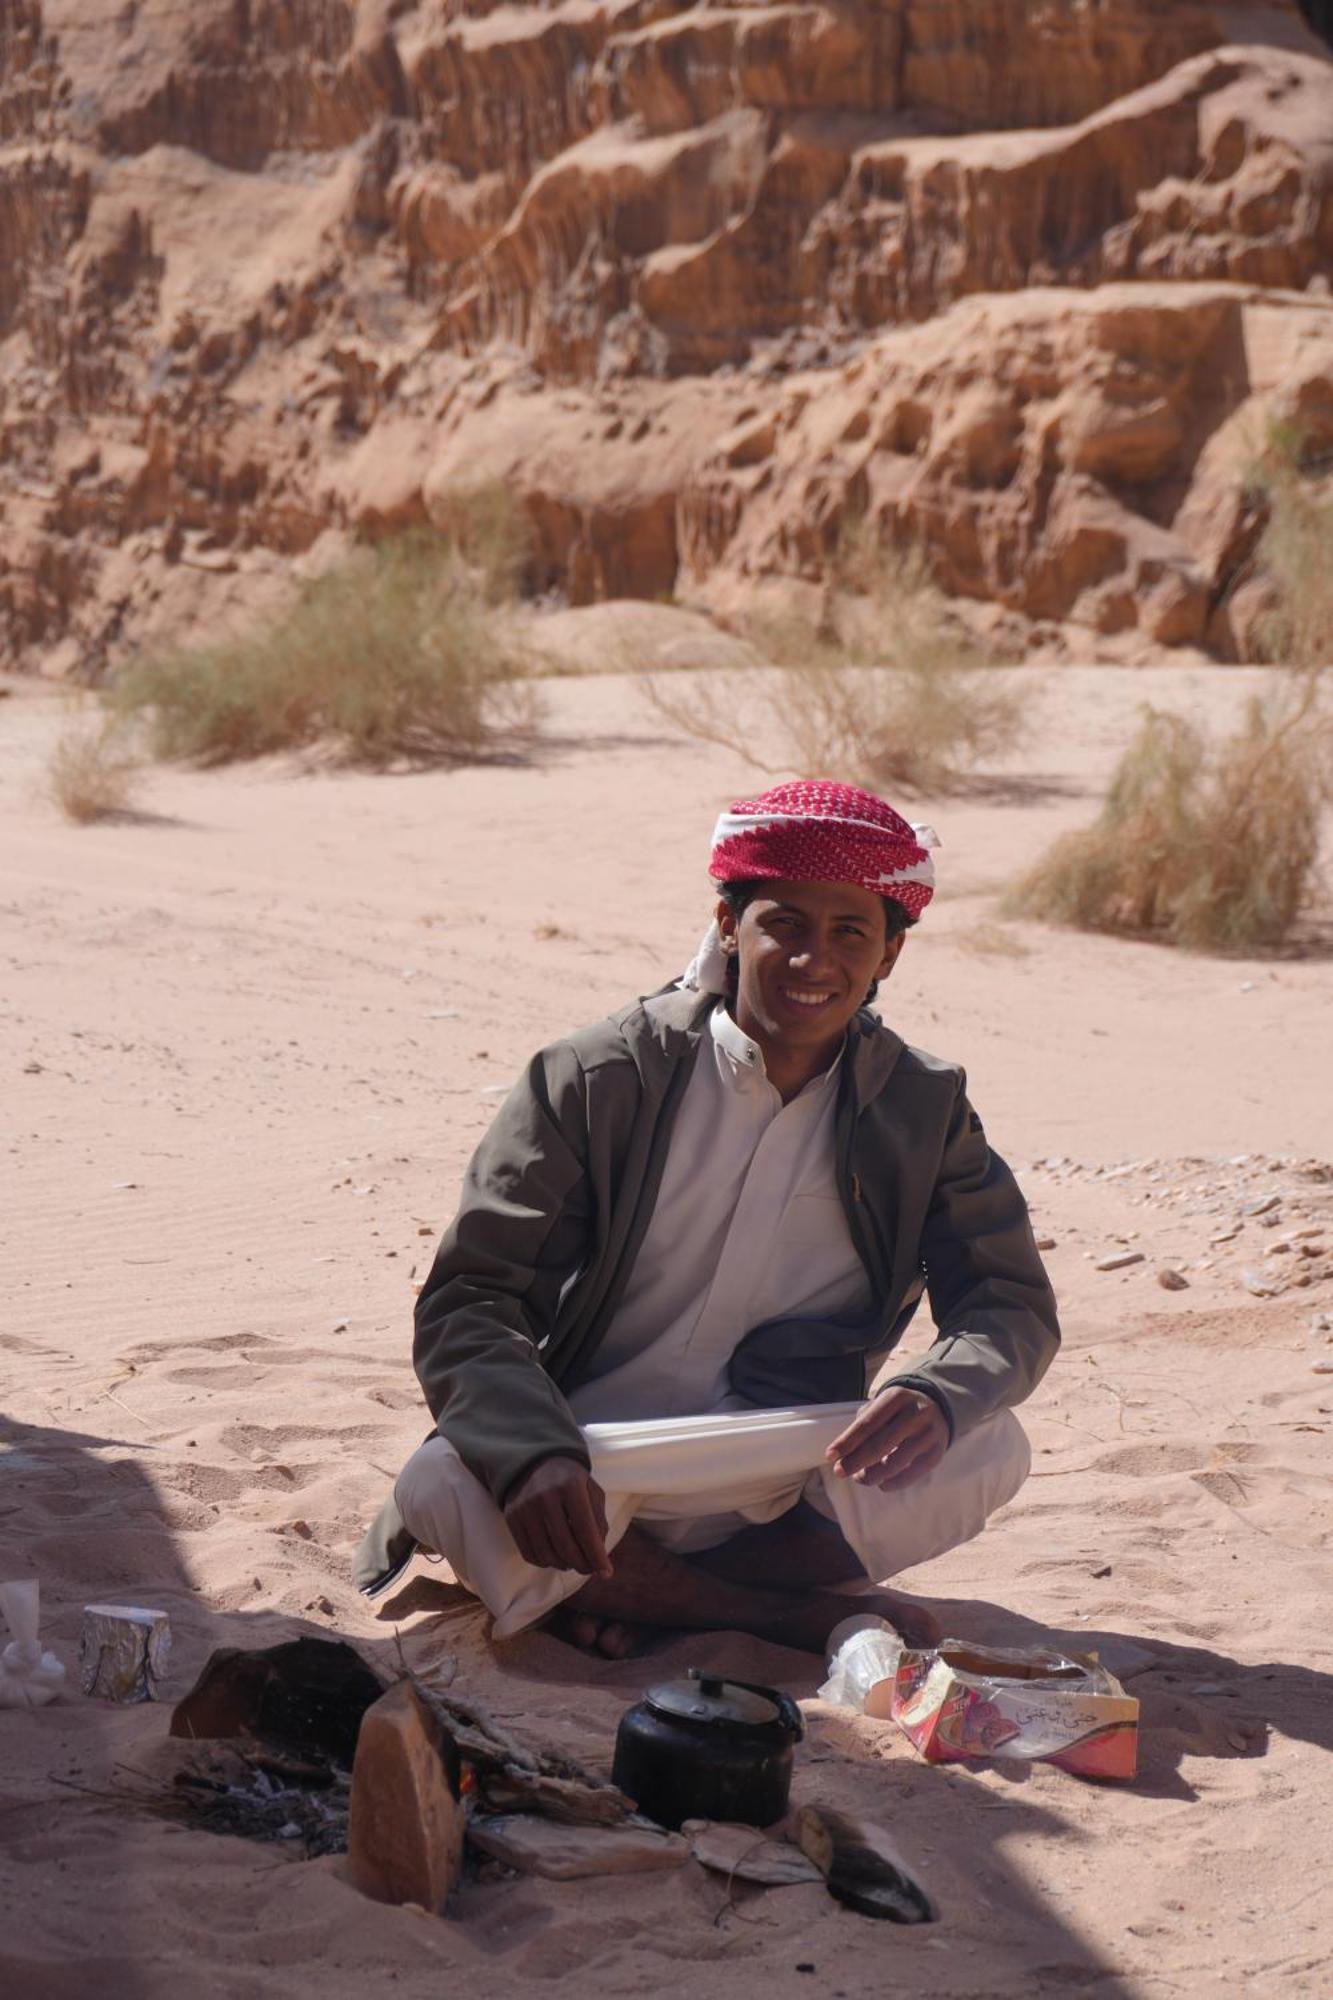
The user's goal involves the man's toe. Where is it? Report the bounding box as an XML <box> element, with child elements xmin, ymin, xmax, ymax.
<box><xmin>882</xmin><ymin>1595</ymin><xmax>941</xmax><ymax>1648</ymax></box>
<box><xmin>596</xmin><ymin>1620</ymin><xmax>636</xmax><ymax>1659</ymax></box>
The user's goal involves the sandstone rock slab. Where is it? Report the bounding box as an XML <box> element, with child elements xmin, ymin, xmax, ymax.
<box><xmin>346</xmin><ymin>1680</ymin><xmax>465</xmax><ymax>1913</ymax></box>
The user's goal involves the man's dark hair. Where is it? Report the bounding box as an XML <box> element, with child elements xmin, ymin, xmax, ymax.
<box><xmin>714</xmin><ymin>878</ymin><xmax>915</xmax><ymax>1006</ymax></box>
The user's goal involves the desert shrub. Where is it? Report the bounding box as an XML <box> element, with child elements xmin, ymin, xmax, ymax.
<box><xmin>47</xmin><ymin>715</ymin><xmax>143</xmax><ymax>822</ymax></box>
<box><xmin>643</xmin><ymin>538</ymin><xmax>1021</xmax><ymax>793</ymax></box>
<box><xmin>112</xmin><ymin>530</ymin><xmax>540</xmax><ymax>766</ymax></box>
<box><xmin>1254</xmin><ymin>428</ymin><xmax>1333</xmax><ymax>669</ymax></box>
<box><xmin>429</xmin><ymin>479</ymin><xmax>532</xmax><ymax>605</ymax></box>
<box><xmin>1005</xmin><ymin>673</ymin><xmax>1332</xmax><ymax>951</ymax></box>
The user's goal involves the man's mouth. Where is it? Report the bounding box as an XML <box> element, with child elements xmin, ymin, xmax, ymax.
<box><xmin>780</xmin><ymin>987</ymin><xmax>836</xmax><ymax>1012</ymax></box>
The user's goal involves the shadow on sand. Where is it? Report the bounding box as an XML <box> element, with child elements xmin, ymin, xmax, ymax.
<box><xmin>9</xmin><ymin>1414</ymin><xmax>1326</xmax><ymax>1997</ymax></box>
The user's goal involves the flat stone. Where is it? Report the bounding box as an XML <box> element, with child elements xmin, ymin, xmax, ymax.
<box><xmin>684</xmin><ymin>1819</ymin><xmax>823</xmax><ymax>1886</ymax></box>
<box><xmin>1094</xmin><ymin>1638</ymin><xmax>1162</xmax><ymax>1680</ymax></box>
<box><xmin>346</xmin><ymin>1681</ymin><xmax>464</xmax><ymax>1912</ymax></box>
<box><xmin>468</xmin><ymin>1813</ymin><xmax>688</xmax><ymax>1879</ymax></box>
<box><xmin>1095</xmin><ymin>1250</ymin><xmax>1146</xmax><ymax>1272</ymax></box>
<box><xmin>1242</xmin><ymin>1194</ymin><xmax>1281</xmax><ymax>1217</ymax></box>
<box><xmin>795</xmin><ymin>1805</ymin><xmax>933</xmax><ymax>1924</ymax></box>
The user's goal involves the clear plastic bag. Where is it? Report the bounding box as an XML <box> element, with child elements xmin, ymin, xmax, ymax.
<box><xmin>0</xmin><ymin>1580</ymin><xmax>66</xmax><ymax>1708</ymax></box>
<box><xmin>818</xmin><ymin>1614</ymin><xmax>904</xmax><ymax>1719</ymax></box>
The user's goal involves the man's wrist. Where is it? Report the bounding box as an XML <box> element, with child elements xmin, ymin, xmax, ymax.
<box><xmin>500</xmin><ymin>1449</ymin><xmax>591</xmax><ymax>1507</ymax></box>
<box><xmin>883</xmin><ymin>1376</ymin><xmax>956</xmax><ymax>1445</ymax></box>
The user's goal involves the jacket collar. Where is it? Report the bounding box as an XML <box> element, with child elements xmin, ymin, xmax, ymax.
<box><xmin>625</xmin><ymin>986</ymin><xmax>904</xmax><ymax>1106</ymax></box>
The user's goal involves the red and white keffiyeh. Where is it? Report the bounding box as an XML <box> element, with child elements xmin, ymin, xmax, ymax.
<box><xmin>709</xmin><ymin>780</ymin><xmax>937</xmax><ymax>914</ymax></box>
<box><xmin>682</xmin><ymin>780</ymin><xmax>939</xmax><ymax>993</ymax></box>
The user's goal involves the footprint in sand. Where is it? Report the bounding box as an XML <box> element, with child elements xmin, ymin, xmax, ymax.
<box><xmin>1094</xmin><ymin>1441</ymin><xmax>1204</xmax><ymax>1478</ymax></box>
<box><xmin>219</xmin><ymin>1420</ymin><xmax>384</xmax><ymax>1454</ymax></box>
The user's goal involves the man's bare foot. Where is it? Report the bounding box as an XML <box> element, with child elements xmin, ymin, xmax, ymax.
<box><xmin>754</xmin><ymin>1588</ymin><xmax>939</xmax><ymax>1657</ymax></box>
<box><xmin>543</xmin><ymin>1528</ymin><xmax>941</xmax><ymax>1663</ymax></box>
<box><xmin>864</xmin><ymin>1588</ymin><xmax>940</xmax><ymax>1650</ymax></box>
<box><xmin>548</xmin><ymin>1608</ymin><xmax>651</xmax><ymax>1659</ymax></box>
<box><xmin>690</xmin><ymin>1505</ymin><xmax>941</xmax><ymax>1650</ymax></box>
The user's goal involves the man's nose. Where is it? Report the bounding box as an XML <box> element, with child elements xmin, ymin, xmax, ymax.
<box><xmin>790</xmin><ymin>929</ymin><xmax>835</xmax><ymax>972</ymax></box>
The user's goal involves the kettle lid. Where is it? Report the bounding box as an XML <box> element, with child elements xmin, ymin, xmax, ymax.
<box><xmin>644</xmin><ymin>1667</ymin><xmax>786</xmax><ymax>1730</ymax></box>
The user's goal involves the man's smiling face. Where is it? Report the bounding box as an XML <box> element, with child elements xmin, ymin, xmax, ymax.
<box><xmin>717</xmin><ymin>878</ymin><xmax>906</xmax><ymax>1060</ymax></box>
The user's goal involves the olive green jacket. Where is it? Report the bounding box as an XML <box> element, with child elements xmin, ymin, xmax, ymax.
<box><xmin>353</xmin><ymin>989</ymin><xmax>1059</xmax><ymax>1596</ymax></box>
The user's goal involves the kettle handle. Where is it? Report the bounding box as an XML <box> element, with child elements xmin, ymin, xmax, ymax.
<box><xmin>725</xmin><ymin>1676</ymin><xmax>804</xmax><ymax>1743</ymax></box>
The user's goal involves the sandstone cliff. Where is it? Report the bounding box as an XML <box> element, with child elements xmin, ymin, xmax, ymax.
<box><xmin>1</xmin><ymin>0</ymin><xmax>1331</xmax><ymax>672</ymax></box>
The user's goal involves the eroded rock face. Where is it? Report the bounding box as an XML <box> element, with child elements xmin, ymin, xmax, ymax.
<box><xmin>0</xmin><ymin>0</ymin><xmax>1330</xmax><ymax>669</ymax></box>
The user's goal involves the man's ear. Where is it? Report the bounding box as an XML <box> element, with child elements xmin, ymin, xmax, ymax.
<box><xmin>715</xmin><ymin>896</ymin><xmax>739</xmax><ymax>952</ymax></box>
<box><xmin>875</xmin><ymin>931</ymin><xmax>908</xmax><ymax>984</ymax></box>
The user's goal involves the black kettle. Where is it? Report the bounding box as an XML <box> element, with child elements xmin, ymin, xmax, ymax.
<box><xmin>612</xmin><ymin>1668</ymin><xmax>803</xmax><ymax>1830</ymax></box>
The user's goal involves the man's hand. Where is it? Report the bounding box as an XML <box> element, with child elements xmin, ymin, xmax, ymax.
<box><xmin>502</xmin><ymin>1456</ymin><xmax>613</xmax><ymax>1577</ymax></box>
<box><xmin>825</xmin><ymin>1386</ymin><xmax>950</xmax><ymax>1492</ymax></box>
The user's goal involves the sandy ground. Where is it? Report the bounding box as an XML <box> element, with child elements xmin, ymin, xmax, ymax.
<box><xmin>2</xmin><ymin>646</ymin><xmax>1332</xmax><ymax>1999</ymax></box>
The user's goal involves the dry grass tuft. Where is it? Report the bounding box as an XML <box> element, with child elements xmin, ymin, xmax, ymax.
<box><xmin>113</xmin><ymin>519</ymin><xmax>540</xmax><ymax>768</ymax></box>
<box><xmin>1253</xmin><ymin>422</ymin><xmax>1333</xmax><ymax>670</ymax></box>
<box><xmin>48</xmin><ymin>716</ymin><xmax>144</xmax><ymax>822</ymax></box>
<box><xmin>956</xmin><ymin>922</ymin><xmax>1032</xmax><ymax>960</ymax></box>
<box><xmin>428</xmin><ymin>478</ymin><xmax>532</xmax><ymax>606</ymax></box>
<box><xmin>643</xmin><ymin>535</ymin><xmax>1021</xmax><ymax>793</ymax></box>
<box><xmin>1006</xmin><ymin>673</ymin><xmax>1333</xmax><ymax>952</ymax></box>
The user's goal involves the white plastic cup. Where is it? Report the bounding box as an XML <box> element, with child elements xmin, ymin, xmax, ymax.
<box><xmin>819</xmin><ymin>1613</ymin><xmax>904</xmax><ymax>1719</ymax></box>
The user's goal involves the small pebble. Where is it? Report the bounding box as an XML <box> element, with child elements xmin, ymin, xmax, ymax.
<box><xmin>1096</xmin><ymin>1250</ymin><xmax>1145</xmax><ymax>1272</ymax></box>
<box><xmin>1312</xmin><ymin>1360</ymin><xmax>1333</xmax><ymax>1375</ymax></box>
<box><xmin>1035</xmin><ymin>1236</ymin><xmax>1057</xmax><ymax>1251</ymax></box>
<box><xmin>1243</xmin><ymin>1194</ymin><xmax>1281</xmax><ymax>1217</ymax></box>
<box><xmin>1156</xmin><ymin>1268</ymin><xmax>1189</xmax><ymax>1291</ymax></box>
<box><xmin>333</xmin><ymin>1317</ymin><xmax>349</xmax><ymax>1332</ymax></box>
<box><xmin>1241</xmin><ymin>1269</ymin><xmax>1279</xmax><ymax>1298</ymax></box>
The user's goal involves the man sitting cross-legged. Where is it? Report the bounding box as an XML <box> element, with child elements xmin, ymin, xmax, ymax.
<box><xmin>355</xmin><ymin>781</ymin><xmax>1059</xmax><ymax>1659</ymax></box>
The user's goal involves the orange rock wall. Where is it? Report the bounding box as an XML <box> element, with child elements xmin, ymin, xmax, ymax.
<box><xmin>1</xmin><ymin>0</ymin><xmax>1330</xmax><ymax>670</ymax></box>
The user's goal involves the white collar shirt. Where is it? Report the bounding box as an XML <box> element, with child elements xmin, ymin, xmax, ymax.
<box><xmin>566</xmin><ymin>1003</ymin><xmax>871</xmax><ymax>1423</ymax></box>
